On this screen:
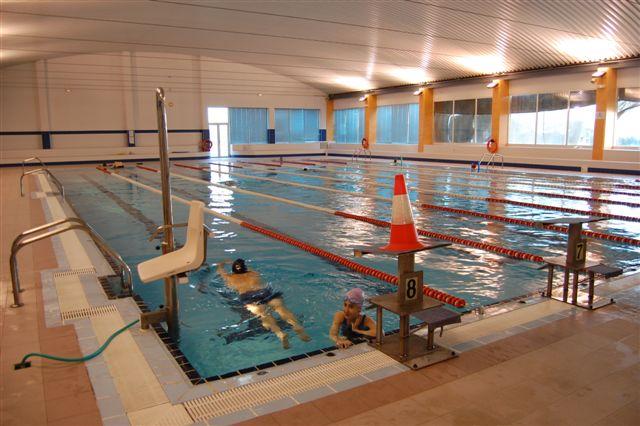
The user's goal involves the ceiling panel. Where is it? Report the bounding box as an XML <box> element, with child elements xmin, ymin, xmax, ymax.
<box><xmin>1</xmin><ymin>0</ymin><xmax>638</xmax><ymax>94</ymax></box>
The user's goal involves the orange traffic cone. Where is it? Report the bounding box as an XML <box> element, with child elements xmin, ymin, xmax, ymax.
<box><xmin>379</xmin><ymin>174</ymin><xmax>426</xmax><ymax>253</ymax></box>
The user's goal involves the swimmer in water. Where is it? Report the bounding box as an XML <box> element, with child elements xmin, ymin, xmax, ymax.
<box><xmin>217</xmin><ymin>258</ymin><xmax>310</xmax><ymax>349</ymax></box>
<box><xmin>329</xmin><ymin>288</ymin><xmax>376</xmax><ymax>349</ymax></box>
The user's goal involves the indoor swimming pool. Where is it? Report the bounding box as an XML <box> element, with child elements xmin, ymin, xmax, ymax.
<box><xmin>55</xmin><ymin>158</ymin><xmax>640</xmax><ymax>379</ymax></box>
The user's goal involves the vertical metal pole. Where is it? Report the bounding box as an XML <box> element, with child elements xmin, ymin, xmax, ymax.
<box><xmin>588</xmin><ymin>271</ymin><xmax>595</xmax><ymax>309</ymax></box>
<box><xmin>376</xmin><ymin>306</ymin><xmax>383</xmax><ymax>346</ymax></box>
<box><xmin>155</xmin><ymin>87</ymin><xmax>179</xmax><ymax>339</ymax></box>
<box><xmin>571</xmin><ymin>272</ymin><xmax>579</xmax><ymax>305</ymax></box>
<box><xmin>546</xmin><ymin>264</ymin><xmax>554</xmax><ymax>298</ymax></box>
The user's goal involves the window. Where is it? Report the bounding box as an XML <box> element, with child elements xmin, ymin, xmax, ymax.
<box><xmin>377</xmin><ymin>103</ymin><xmax>419</xmax><ymax>144</ymax></box>
<box><xmin>275</xmin><ymin>109</ymin><xmax>319</xmax><ymax>143</ymax></box>
<box><xmin>509</xmin><ymin>94</ymin><xmax>537</xmax><ymax>145</ymax></box>
<box><xmin>567</xmin><ymin>91</ymin><xmax>596</xmax><ymax>146</ymax></box>
<box><xmin>509</xmin><ymin>91</ymin><xmax>596</xmax><ymax>145</ymax></box>
<box><xmin>229</xmin><ymin>108</ymin><xmax>267</xmax><ymax>144</ymax></box>
<box><xmin>334</xmin><ymin>108</ymin><xmax>365</xmax><ymax>143</ymax></box>
<box><xmin>207</xmin><ymin>107</ymin><xmax>229</xmax><ymax>157</ymax></box>
<box><xmin>434</xmin><ymin>98</ymin><xmax>492</xmax><ymax>143</ymax></box>
<box><xmin>615</xmin><ymin>87</ymin><xmax>640</xmax><ymax>147</ymax></box>
<box><xmin>537</xmin><ymin>93</ymin><xmax>568</xmax><ymax>145</ymax></box>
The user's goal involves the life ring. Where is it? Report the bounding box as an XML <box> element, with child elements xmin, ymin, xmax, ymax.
<box><xmin>486</xmin><ymin>138</ymin><xmax>498</xmax><ymax>154</ymax></box>
<box><xmin>201</xmin><ymin>139</ymin><xmax>213</xmax><ymax>152</ymax></box>
<box><xmin>361</xmin><ymin>137</ymin><xmax>369</xmax><ymax>150</ymax></box>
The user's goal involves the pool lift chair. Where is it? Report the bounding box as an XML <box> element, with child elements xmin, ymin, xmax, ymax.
<box><xmin>138</xmin><ymin>200</ymin><xmax>211</xmax><ymax>285</ymax></box>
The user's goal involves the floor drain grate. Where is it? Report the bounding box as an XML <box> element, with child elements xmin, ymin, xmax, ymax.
<box><xmin>61</xmin><ymin>304</ymin><xmax>118</xmax><ymax>321</ymax></box>
<box><xmin>53</xmin><ymin>267</ymin><xmax>97</xmax><ymax>278</ymax></box>
<box><xmin>183</xmin><ymin>350</ymin><xmax>397</xmax><ymax>422</ymax></box>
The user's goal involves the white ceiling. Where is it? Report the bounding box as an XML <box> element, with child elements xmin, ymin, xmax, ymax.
<box><xmin>1</xmin><ymin>0</ymin><xmax>639</xmax><ymax>95</ymax></box>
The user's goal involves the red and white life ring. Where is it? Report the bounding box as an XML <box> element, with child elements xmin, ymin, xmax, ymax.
<box><xmin>361</xmin><ymin>137</ymin><xmax>369</xmax><ymax>150</ymax></box>
<box><xmin>486</xmin><ymin>138</ymin><xmax>498</xmax><ymax>154</ymax></box>
<box><xmin>201</xmin><ymin>139</ymin><xmax>213</xmax><ymax>152</ymax></box>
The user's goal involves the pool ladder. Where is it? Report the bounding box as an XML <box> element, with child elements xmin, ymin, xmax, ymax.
<box><xmin>477</xmin><ymin>152</ymin><xmax>504</xmax><ymax>170</ymax></box>
<box><xmin>20</xmin><ymin>157</ymin><xmax>65</xmax><ymax>197</ymax></box>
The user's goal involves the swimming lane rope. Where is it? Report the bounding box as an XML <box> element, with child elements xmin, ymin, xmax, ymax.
<box><xmin>182</xmin><ymin>162</ymin><xmax>640</xmax><ymax>223</ymax></box>
<box><xmin>147</xmin><ymin>165</ymin><xmax>549</xmax><ymax>263</ymax></box>
<box><xmin>101</xmin><ymin>167</ymin><xmax>466</xmax><ymax>308</ymax></box>
<box><xmin>234</xmin><ymin>160</ymin><xmax>640</xmax><ymax>208</ymax></box>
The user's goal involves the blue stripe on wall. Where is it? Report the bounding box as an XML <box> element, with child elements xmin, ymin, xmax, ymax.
<box><xmin>319</xmin><ymin>129</ymin><xmax>326</xmax><ymax>141</ymax></box>
<box><xmin>267</xmin><ymin>129</ymin><xmax>275</xmax><ymax>144</ymax></box>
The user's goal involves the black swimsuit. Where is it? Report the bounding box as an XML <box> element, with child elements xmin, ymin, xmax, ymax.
<box><xmin>239</xmin><ymin>286</ymin><xmax>282</xmax><ymax>305</ymax></box>
<box><xmin>340</xmin><ymin>314</ymin><xmax>370</xmax><ymax>342</ymax></box>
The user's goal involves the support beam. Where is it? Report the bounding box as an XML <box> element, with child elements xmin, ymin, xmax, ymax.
<box><xmin>491</xmin><ymin>80</ymin><xmax>510</xmax><ymax>149</ymax></box>
<box><xmin>592</xmin><ymin>68</ymin><xmax>617</xmax><ymax>160</ymax></box>
<box><xmin>365</xmin><ymin>94</ymin><xmax>377</xmax><ymax>146</ymax></box>
<box><xmin>326</xmin><ymin>98</ymin><xmax>334</xmax><ymax>142</ymax></box>
<box><xmin>418</xmin><ymin>88</ymin><xmax>434</xmax><ymax>152</ymax></box>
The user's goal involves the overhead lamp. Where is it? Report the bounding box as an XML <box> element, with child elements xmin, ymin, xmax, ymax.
<box><xmin>591</xmin><ymin>67</ymin><xmax>607</xmax><ymax>78</ymax></box>
<box><xmin>358</xmin><ymin>94</ymin><xmax>367</xmax><ymax>102</ymax></box>
<box><xmin>413</xmin><ymin>87</ymin><xmax>424</xmax><ymax>96</ymax></box>
<box><xmin>486</xmin><ymin>79</ymin><xmax>500</xmax><ymax>88</ymax></box>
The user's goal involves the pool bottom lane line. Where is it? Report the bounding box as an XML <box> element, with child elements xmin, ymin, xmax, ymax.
<box><xmin>97</xmin><ymin>166</ymin><xmax>466</xmax><ymax>308</ymax></box>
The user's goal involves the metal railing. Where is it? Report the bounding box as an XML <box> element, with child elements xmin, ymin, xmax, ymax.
<box><xmin>10</xmin><ymin>217</ymin><xmax>132</xmax><ymax>307</ymax></box>
<box><xmin>352</xmin><ymin>148</ymin><xmax>372</xmax><ymax>162</ymax></box>
<box><xmin>478</xmin><ymin>153</ymin><xmax>504</xmax><ymax>170</ymax></box>
<box><xmin>20</xmin><ymin>157</ymin><xmax>65</xmax><ymax>197</ymax></box>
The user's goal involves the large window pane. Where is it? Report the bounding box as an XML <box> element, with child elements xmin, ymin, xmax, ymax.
<box><xmin>453</xmin><ymin>99</ymin><xmax>475</xmax><ymax>143</ymax></box>
<box><xmin>275</xmin><ymin>108</ymin><xmax>319</xmax><ymax>143</ymax></box>
<box><xmin>567</xmin><ymin>90</ymin><xmax>595</xmax><ymax>146</ymax></box>
<box><xmin>334</xmin><ymin>108</ymin><xmax>364</xmax><ymax>143</ymax></box>
<box><xmin>509</xmin><ymin>94</ymin><xmax>537</xmax><ymax>144</ymax></box>
<box><xmin>475</xmin><ymin>98</ymin><xmax>492</xmax><ymax>143</ymax></box>
<box><xmin>376</xmin><ymin>103</ymin><xmax>418</xmax><ymax>144</ymax></box>
<box><xmin>537</xmin><ymin>92</ymin><xmax>568</xmax><ymax>145</ymax></box>
<box><xmin>434</xmin><ymin>101</ymin><xmax>453</xmax><ymax>143</ymax></box>
<box><xmin>229</xmin><ymin>107</ymin><xmax>267</xmax><ymax>144</ymax></box>
<box><xmin>615</xmin><ymin>87</ymin><xmax>640</xmax><ymax>147</ymax></box>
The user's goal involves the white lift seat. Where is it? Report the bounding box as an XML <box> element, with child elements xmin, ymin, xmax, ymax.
<box><xmin>138</xmin><ymin>200</ymin><xmax>206</xmax><ymax>283</ymax></box>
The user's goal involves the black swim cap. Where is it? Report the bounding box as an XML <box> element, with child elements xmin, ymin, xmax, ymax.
<box><xmin>232</xmin><ymin>258</ymin><xmax>247</xmax><ymax>274</ymax></box>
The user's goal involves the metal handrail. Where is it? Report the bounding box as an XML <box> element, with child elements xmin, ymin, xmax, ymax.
<box><xmin>478</xmin><ymin>153</ymin><xmax>504</xmax><ymax>170</ymax></box>
<box><xmin>20</xmin><ymin>157</ymin><xmax>65</xmax><ymax>197</ymax></box>
<box><xmin>10</xmin><ymin>218</ymin><xmax>132</xmax><ymax>307</ymax></box>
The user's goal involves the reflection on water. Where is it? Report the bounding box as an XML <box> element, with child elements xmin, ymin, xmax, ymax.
<box><xmin>55</xmin><ymin>162</ymin><xmax>640</xmax><ymax>378</ymax></box>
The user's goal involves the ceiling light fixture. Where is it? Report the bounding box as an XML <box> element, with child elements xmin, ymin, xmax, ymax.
<box><xmin>64</xmin><ymin>88</ymin><xmax>72</xmax><ymax>93</ymax></box>
<box><xmin>413</xmin><ymin>88</ymin><xmax>423</xmax><ymax>95</ymax></box>
<box><xmin>358</xmin><ymin>95</ymin><xmax>367</xmax><ymax>102</ymax></box>
<box><xmin>591</xmin><ymin>67</ymin><xmax>607</xmax><ymax>78</ymax></box>
<box><xmin>486</xmin><ymin>79</ymin><xmax>500</xmax><ymax>88</ymax></box>
<box><xmin>257</xmin><ymin>93</ymin><xmax>263</xmax><ymax>97</ymax></box>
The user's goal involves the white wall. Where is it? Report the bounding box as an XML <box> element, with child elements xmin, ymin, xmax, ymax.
<box><xmin>0</xmin><ymin>52</ymin><xmax>326</xmax><ymax>163</ymax></box>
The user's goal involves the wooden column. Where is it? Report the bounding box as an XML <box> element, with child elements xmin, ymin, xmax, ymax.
<box><xmin>326</xmin><ymin>98</ymin><xmax>334</xmax><ymax>142</ymax></box>
<box><xmin>592</xmin><ymin>68</ymin><xmax>617</xmax><ymax>160</ymax></box>
<box><xmin>365</xmin><ymin>94</ymin><xmax>377</xmax><ymax>146</ymax></box>
<box><xmin>418</xmin><ymin>88</ymin><xmax>434</xmax><ymax>152</ymax></box>
<box><xmin>491</xmin><ymin>80</ymin><xmax>510</xmax><ymax>149</ymax></box>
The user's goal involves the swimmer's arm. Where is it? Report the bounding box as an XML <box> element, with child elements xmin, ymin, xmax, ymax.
<box><xmin>357</xmin><ymin>316</ymin><xmax>378</xmax><ymax>338</ymax></box>
<box><xmin>216</xmin><ymin>262</ymin><xmax>231</xmax><ymax>282</ymax></box>
<box><xmin>330</xmin><ymin>312</ymin><xmax>352</xmax><ymax>348</ymax></box>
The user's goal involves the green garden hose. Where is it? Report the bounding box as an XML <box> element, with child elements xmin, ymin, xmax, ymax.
<box><xmin>15</xmin><ymin>319</ymin><xmax>140</xmax><ymax>369</ymax></box>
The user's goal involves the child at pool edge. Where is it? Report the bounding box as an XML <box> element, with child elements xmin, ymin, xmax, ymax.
<box><xmin>217</xmin><ymin>258</ymin><xmax>311</xmax><ymax>349</ymax></box>
<box><xmin>330</xmin><ymin>288</ymin><xmax>377</xmax><ymax>349</ymax></box>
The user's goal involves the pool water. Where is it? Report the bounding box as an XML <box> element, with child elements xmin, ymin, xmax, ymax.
<box><xmin>55</xmin><ymin>159</ymin><xmax>640</xmax><ymax>378</ymax></box>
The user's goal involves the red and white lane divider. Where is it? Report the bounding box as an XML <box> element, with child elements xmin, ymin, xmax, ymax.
<box><xmin>240</xmin><ymin>160</ymin><xmax>640</xmax><ymax>208</ymax></box>
<box><xmin>183</xmin><ymin>162</ymin><xmax>640</xmax><ymax>223</ymax></box>
<box><xmin>418</xmin><ymin>203</ymin><xmax>640</xmax><ymax>247</ymax></box>
<box><xmin>237</xmin><ymin>161</ymin><xmax>281</xmax><ymax>167</ymax></box>
<box><xmin>99</xmin><ymin>166</ymin><xmax>466</xmax><ymax>307</ymax></box>
<box><xmin>140</xmin><ymin>165</ymin><xmax>550</xmax><ymax>263</ymax></box>
<box><xmin>334</xmin><ymin>156</ymin><xmax>640</xmax><ymax>189</ymax></box>
<box><xmin>295</xmin><ymin>158</ymin><xmax>640</xmax><ymax>196</ymax></box>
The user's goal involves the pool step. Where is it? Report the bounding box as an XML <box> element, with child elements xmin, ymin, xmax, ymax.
<box><xmin>183</xmin><ymin>350</ymin><xmax>397</xmax><ymax>422</ymax></box>
<box><xmin>53</xmin><ymin>267</ymin><xmax>97</xmax><ymax>278</ymax></box>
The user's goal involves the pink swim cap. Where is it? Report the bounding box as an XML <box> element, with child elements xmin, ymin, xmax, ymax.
<box><xmin>345</xmin><ymin>288</ymin><xmax>365</xmax><ymax>307</ymax></box>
